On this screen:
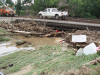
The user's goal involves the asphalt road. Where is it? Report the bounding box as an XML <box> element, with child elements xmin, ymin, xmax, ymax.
<box><xmin>0</xmin><ymin>17</ymin><xmax>30</xmax><ymax>22</ymax></box>
<box><xmin>0</xmin><ymin>16</ymin><xmax>100</xmax><ymax>24</ymax></box>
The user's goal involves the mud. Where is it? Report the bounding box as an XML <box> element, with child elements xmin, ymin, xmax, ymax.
<box><xmin>12</xmin><ymin>35</ymin><xmax>58</xmax><ymax>46</ymax></box>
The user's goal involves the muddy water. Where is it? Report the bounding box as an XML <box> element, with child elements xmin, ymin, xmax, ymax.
<box><xmin>0</xmin><ymin>42</ymin><xmax>35</xmax><ymax>57</ymax></box>
<box><xmin>12</xmin><ymin>35</ymin><xmax>58</xmax><ymax>46</ymax></box>
<box><xmin>0</xmin><ymin>35</ymin><xmax>60</xmax><ymax>57</ymax></box>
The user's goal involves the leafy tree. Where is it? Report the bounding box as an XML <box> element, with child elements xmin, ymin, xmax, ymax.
<box><xmin>32</xmin><ymin>0</ymin><xmax>44</xmax><ymax>12</ymax></box>
<box><xmin>32</xmin><ymin>0</ymin><xmax>59</xmax><ymax>12</ymax></box>
<box><xmin>58</xmin><ymin>0</ymin><xmax>69</xmax><ymax>11</ymax></box>
<box><xmin>6</xmin><ymin>0</ymin><xmax>14</xmax><ymax>7</ymax></box>
<box><xmin>15</xmin><ymin>0</ymin><xmax>21</xmax><ymax>16</ymax></box>
<box><xmin>91</xmin><ymin>0</ymin><xmax>100</xmax><ymax>18</ymax></box>
<box><xmin>43</xmin><ymin>0</ymin><xmax>59</xmax><ymax>8</ymax></box>
<box><xmin>0</xmin><ymin>0</ymin><xmax>5</xmax><ymax>6</ymax></box>
<box><xmin>0</xmin><ymin>1</ymin><xmax>3</xmax><ymax>6</ymax></box>
<box><xmin>68</xmin><ymin>0</ymin><xmax>97</xmax><ymax>18</ymax></box>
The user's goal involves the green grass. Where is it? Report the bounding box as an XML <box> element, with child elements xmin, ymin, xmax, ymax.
<box><xmin>0</xmin><ymin>28</ymin><xmax>10</xmax><ymax>42</ymax></box>
<box><xmin>0</xmin><ymin>45</ymin><xmax>100</xmax><ymax>75</ymax></box>
<box><xmin>0</xmin><ymin>29</ymin><xmax>6</xmax><ymax>34</ymax></box>
<box><xmin>0</xmin><ymin>36</ymin><xmax>10</xmax><ymax>41</ymax></box>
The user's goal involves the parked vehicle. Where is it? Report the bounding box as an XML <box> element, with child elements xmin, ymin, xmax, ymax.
<box><xmin>39</xmin><ymin>8</ymin><xmax>68</xmax><ymax>19</ymax></box>
<box><xmin>0</xmin><ymin>6</ymin><xmax>15</xmax><ymax>17</ymax></box>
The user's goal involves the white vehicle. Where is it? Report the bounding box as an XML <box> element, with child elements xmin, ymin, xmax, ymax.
<box><xmin>39</xmin><ymin>8</ymin><xmax>68</xmax><ymax>19</ymax></box>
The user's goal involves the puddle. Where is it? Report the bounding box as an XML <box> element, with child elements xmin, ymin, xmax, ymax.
<box><xmin>0</xmin><ymin>42</ymin><xmax>35</xmax><ymax>57</ymax></box>
<box><xmin>12</xmin><ymin>35</ymin><xmax>58</xmax><ymax>46</ymax></box>
<box><xmin>0</xmin><ymin>42</ymin><xmax>11</xmax><ymax>47</ymax></box>
<box><xmin>0</xmin><ymin>35</ymin><xmax>62</xmax><ymax>57</ymax></box>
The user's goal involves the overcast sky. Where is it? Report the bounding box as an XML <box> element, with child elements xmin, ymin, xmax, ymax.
<box><xmin>12</xmin><ymin>0</ymin><xmax>17</xmax><ymax>4</ymax></box>
<box><xmin>12</xmin><ymin>0</ymin><xmax>34</xmax><ymax>4</ymax></box>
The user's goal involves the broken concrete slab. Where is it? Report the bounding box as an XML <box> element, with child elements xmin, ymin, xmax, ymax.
<box><xmin>76</xmin><ymin>48</ymin><xmax>84</xmax><ymax>56</ymax></box>
<box><xmin>83</xmin><ymin>43</ymin><xmax>97</xmax><ymax>55</ymax></box>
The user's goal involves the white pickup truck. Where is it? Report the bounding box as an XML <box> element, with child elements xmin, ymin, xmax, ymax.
<box><xmin>39</xmin><ymin>8</ymin><xmax>68</xmax><ymax>19</ymax></box>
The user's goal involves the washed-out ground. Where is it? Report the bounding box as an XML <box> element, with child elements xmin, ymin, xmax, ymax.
<box><xmin>0</xmin><ymin>44</ymin><xmax>100</xmax><ymax>75</ymax></box>
<box><xmin>0</xmin><ymin>20</ymin><xmax>100</xmax><ymax>75</ymax></box>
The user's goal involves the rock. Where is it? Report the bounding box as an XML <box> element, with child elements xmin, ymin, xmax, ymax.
<box><xmin>94</xmin><ymin>41</ymin><xmax>100</xmax><ymax>47</ymax></box>
<box><xmin>76</xmin><ymin>48</ymin><xmax>84</xmax><ymax>56</ymax></box>
<box><xmin>2</xmin><ymin>66</ymin><xmax>8</xmax><ymax>69</ymax></box>
<box><xmin>90</xmin><ymin>60</ymin><xmax>97</xmax><ymax>65</ymax></box>
<box><xmin>85</xmin><ymin>60</ymin><xmax>97</xmax><ymax>65</ymax></box>
<box><xmin>9</xmin><ymin>64</ymin><xmax>13</xmax><ymax>67</ymax></box>
<box><xmin>96</xmin><ymin>58</ymin><xmax>100</xmax><ymax>63</ymax></box>
<box><xmin>16</xmin><ymin>40</ymin><xmax>27</xmax><ymax>45</ymax></box>
<box><xmin>84</xmin><ymin>57</ymin><xmax>100</xmax><ymax>66</ymax></box>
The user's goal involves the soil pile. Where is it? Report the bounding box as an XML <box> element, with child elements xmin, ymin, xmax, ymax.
<box><xmin>14</xmin><ymin>20</ymin><xmax>54</xmax><ymax>33</ymax></box>
<box><xmin>0</xmin><ymin>20</ymin><xmax>54</xmax><ymax>34</ymax></box>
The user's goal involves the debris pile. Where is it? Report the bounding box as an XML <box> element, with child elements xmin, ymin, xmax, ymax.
<box><xmin>13</xmin><ymin>20</ymin><xmax>54</xmax><ymax>33</ymax></box>
<box><xmin>0</xmin><ymin>20</ymin><xmax>66</xmax><ymax>37</ymax></box>
<box><xmin>0</xmin><ymin>20</ymin><xmax>54</xmax><ymax>33</ymax></box>
<box><xmin>0</xmin><ymin>21</ymin><xmax>13</xmax><ymax>29</ymax></box>
<box><xmin>66</xmin><ymin>30</ymin><xmax>100</xmax><ymax>48</ymax></box>
<box><xmin>0</xmin><ymin>20</ymin><xmax>100</xmax><ymax>51</ymax></box>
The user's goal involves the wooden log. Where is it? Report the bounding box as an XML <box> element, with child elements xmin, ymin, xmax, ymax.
<box><xmin>8</xmin><ymin>30</ymin><xmax>45</xmax><ymax>35</ymax></box>
<box><xmin>44</xmin><ymin>31</ymin><xmax>64</xmax><ymax>37</ymax></box>
<box><xmin>13</xmin><ymin>30</ymin><xmax>32</xmax><ymax>34</ymax></box>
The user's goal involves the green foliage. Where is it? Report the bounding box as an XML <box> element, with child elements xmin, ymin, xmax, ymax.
<box><xmin>0</xmin><ymin>29</ymin><xmax>10</xmax><ymax>42</ymax></box>
<box><xmin>6</xmin><ymin>0</ymin><xmax>14</xmax><ymax>7</ymax></box>
<box><xmin>15</xmin><ymin>0</ymin><xmax>21</xmax><ymax>16</ymax></box>
<box><xmin>22</xmin><ymin>0</ymin><xmax>32</xmax><ymax>5</ymax></box>
<box><xmin>68</xmin><ymin>0</ymin><xmax>100</xmax><ymax>18</ymax></box>
<box><xmin>20</xmin><ymin>10</ymin><xmax>26</xmax><ymax>16</ymax></box>
<box><xmin>13</xmin><ymin>0</ymin><xmax>100</xmax><ymax>18</ymax></box>
<box><xmin>91</xmin><ymin>0</ymin><xmax>100</xmax><ymax>18</ymax></box>
<box><xmin>32</xmin><ymin>0</ymin><xmax>59</xmax><ymax>12</ymax></box>
<box><xmin>0</xmin><ymin>36</ymin><xmax>10</xmax><ymax>42</ymax></box>
<box><xmin>32</xmin><ymin>0</ymin><xmax>44</xmax><ymax>12</ymax></box>
<box><xmin>0</xmin><ymin>1</ymin><xmax>3</xmax><ymax>6</ymax></box>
